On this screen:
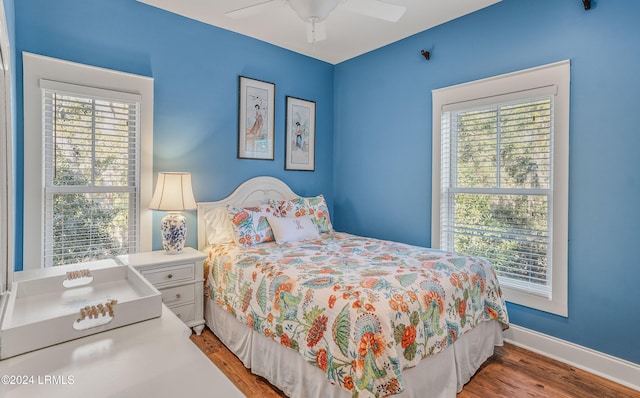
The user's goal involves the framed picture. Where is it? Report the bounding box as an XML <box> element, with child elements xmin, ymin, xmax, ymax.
<box><xmin>285</xmin><ymin>96</ymin><xmax>316</xmax><ymax>171</ymax></box>
<box><xmin>238</xmin><ymin>76</ymin><xmax>275</xmax><ymax>160</ymax></box>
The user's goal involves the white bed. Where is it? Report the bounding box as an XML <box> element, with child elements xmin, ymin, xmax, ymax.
<box><xmin>197</xmin><ymin>176</ymin><xmax>507</xmax><ymax>398</ymax></box>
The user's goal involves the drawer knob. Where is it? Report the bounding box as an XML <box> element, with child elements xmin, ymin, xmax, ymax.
<box><xmin>176</xmin><ymin>293</ymin><xmax>181</xmax><ymax>299</ymax></box>
<box><xmin>167</xmin><ymin>274</ymin><xmax>173</xmax><ymax>279</ymax></box>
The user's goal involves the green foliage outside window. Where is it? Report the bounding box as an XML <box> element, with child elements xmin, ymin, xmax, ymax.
<box><xmin>449</xmin><ymin>99</ymin><xmax>551</xmax><ymax>286</ymax></box>
<box><xmin>47</xmin><ymin>94</ymin><xmax>134</xmax><ymax>266</ymax></box>
<box><xmin>51</xmin><ymin>157</ymin><xmax>126</xmax><ymax>267</ymax></box>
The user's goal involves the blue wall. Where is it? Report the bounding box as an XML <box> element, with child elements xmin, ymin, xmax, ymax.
<box><xmin>334</xmin><ymin>0</ymin><xmax>640</xmax><ymax>364</ymax></box>
<box><xmin>14</xmin><ymin>0</ymin><xmax>334</xmax><ymax>266</ymax></box>
<box><xmin>13</xmin><ymin>0</ymin><xmax>640</xmax><ymax>366</ymax></box>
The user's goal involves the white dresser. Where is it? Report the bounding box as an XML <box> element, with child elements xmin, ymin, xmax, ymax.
<box><xmin>117</xmin><ymin>248</ymin><xmax>206</xmax><ymax>335</ymax></box>
<box><xmin>0</xmin><ymin>306</ymin><xmax>244</xmax><ymax>398</ymax></box>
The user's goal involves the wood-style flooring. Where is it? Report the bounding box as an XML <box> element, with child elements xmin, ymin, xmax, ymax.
<box><xmin>190</xmin><ymin>327</ymin><xmax>639</xmax><ymax>398</ymax></box>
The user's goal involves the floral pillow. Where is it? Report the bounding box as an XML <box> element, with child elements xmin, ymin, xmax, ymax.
<box><xmin>227</xmin><ymin>204</ymin><xmax>278</xmax><ymax>247</ymax></box>
<box><xmin>272</xmin><ymin>194</ymin><xmax>333</xmax><ymax>233</ymax></box>
<box><xmin>273</xmin><ymin>197</ymin><xmax>307</xmax><ymax>217</ymax></box>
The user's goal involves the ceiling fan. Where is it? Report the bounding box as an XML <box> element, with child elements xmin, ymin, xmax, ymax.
<box><xmin>225</xmin><ymin>0</ymin><xmax>406</xmax><ymax>43</ymax></box>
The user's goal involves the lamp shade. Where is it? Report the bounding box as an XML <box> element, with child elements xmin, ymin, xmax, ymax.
<box><xmin>149</xmin><ymin>172</ymin><xmax>197</xmax><ymax>212</ymax></box>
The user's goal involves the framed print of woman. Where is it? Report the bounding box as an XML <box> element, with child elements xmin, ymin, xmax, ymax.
<box><xmin>285</xmin><ymin>96</ymin><xmax>316</xmax><ymax>171</ymax></box>
<box><xmin>238</xmin><ymin>76</ymin><xmax>275</xmax><ymax>160</ymax></box>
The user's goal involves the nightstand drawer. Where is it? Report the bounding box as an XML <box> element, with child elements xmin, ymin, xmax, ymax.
<box><xmin>117</xmin><ymin>248</ymin><xmax>206</xmax><ymax>335</ymax></box>
<box><xmin>142</xmin><ymin>263</ymin><xmax>194</xmax><ymax>286</ymax></box>
<box><xmin>160</xmin><ymin>283</ymin><xmax>195</xmax><ymax>306</ymax></box>
<box><xmin>170</xmin><ymin>303</ymin><xmax>195</xmax><ymax>323</ymax></box>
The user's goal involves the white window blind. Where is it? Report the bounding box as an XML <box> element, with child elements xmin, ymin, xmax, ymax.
<box><xmin>42</xmin><ymin>80</ymin><xmax>140</xmax><ymax>267</ymax></box>
<box><xmin>432</xmin><ymin>60</ymin><xmax>569</xmax><ymax>316</ymax></box>
<box><xmin>440</xmin><ymin>96</ymin><xmax>553</xmax><ymax>298</ymax></box>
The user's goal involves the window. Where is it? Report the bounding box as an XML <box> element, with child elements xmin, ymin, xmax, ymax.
<box><xmin>42</xmin><ymin>81</ymin><xmax>140</xmax><ymax>266</ymax></box>
<box><xmin>432</xmin><ymin>61</ymin><xmax>570</xmax><ymax>316</ymax></box>
<box><xmin>23</xmin><ymin>53</ymin><xmax>154</xmax><ymax>269</ymax></box>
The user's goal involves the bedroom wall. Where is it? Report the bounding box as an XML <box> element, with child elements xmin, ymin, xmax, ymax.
<box><xmin>13</xmin><ymin>0</ymin><xmax>334</xmax><ymax>269</ymax></box>
<box><xmin>333</xmin><ymin>0</ymin><xmax>640</xmax><ymax>364</ymax></box>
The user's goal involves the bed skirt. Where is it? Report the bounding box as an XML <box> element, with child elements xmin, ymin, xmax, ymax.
<box><xmin>205</xmin><ymin>299</ymin><xmax>503</xmax><ymax>398</ymax></box>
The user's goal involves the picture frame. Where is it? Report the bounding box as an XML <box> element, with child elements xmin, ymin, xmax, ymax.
<box><xmin>238</xmin><ymin>76</ymin><xmax>275</xmax><ymax>160</ymax></box>
<box><xmin>285</xmin><ymin>96</ymin><xmax>316</xmax><ymax>171</ymax></box>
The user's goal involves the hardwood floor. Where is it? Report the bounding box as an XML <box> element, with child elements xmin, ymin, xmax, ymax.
<box><xmin>190</xmin><ymin>327</ymin><xmax>639</xmax><ymax>398</ymax></box>
<box><xmin>190</xmin><ymin>327</ymin><xmax>286</xmax><ymax>397</ymax></box>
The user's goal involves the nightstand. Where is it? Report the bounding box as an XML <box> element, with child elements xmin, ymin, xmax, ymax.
<box><xmin>118</xmin><ymin>247</ymin><xmax>206</xmax><ymax>335</ymax></box>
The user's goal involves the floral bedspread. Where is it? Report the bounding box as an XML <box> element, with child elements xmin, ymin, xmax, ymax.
<box><xmin>204</xmin><ymin>232</ymin><xmax>509</xmax><ymax>397</ymax></box>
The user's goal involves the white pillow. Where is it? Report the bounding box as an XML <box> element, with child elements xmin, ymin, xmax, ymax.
<box><xmin>204</xmin><ymin>206</ymin><xmax>235</xmax><ymax>245</ymax></box>
<box><xmin>267</xmin><ymin>216</ymin><xmax>320</xmax><ymax>244</ymax></box>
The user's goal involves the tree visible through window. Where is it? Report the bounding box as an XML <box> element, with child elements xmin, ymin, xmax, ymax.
<box><xmin>432</xmin><ymin>60</ymin><xmax>569</xmax><ymax>316</ymax></box>
<box><xmin>442</xmin><ymin>98</ymin><xmax>552</xmax><ymax>296</ymax></box>
<box><xmin>43</xmin><ymin>90</ymin><xmax>139</xmax><ymax>267</ymax></box>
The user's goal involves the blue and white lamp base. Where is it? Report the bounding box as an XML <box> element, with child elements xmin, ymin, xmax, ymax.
<box><xmin>160</xmin><ymin>212</ymin><xmax>187</xmax><ymax>254</ymax></box>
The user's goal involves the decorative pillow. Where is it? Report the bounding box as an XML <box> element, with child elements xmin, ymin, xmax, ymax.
<box><xmin>305</xmin><ymin>195</ymin><xmax>333</xmax><ymax>233</ymax></box>
<box><xmin>204</xmin><ymin>206</ymin><xmax>235</xmax><ymax>245</ymax></box>
<box><xmin>272</xmin><ymin>194</ymin><xmax>333</xmax><ymax>233</ymax></box>
<box><xmin>273</xmin><ymin>197</ymin><xmax>307</xmax><ymax>217</ymax></box>
<box><xmin>227</xmin><ymin>204</ymin><xmax>278</xmax><ymax>247</ymax></box>
<box><xmin>267</xmin><ymin>215</ymin><xmax>320</xmax><ymax>244</ymax></box>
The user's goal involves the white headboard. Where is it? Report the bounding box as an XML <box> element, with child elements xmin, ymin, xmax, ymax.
<box><xmin>197</xmin><ymin>176</ymin><xmax>298</xmax><ymax>250</ymax></box>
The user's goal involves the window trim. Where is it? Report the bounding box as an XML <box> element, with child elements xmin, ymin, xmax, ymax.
<box><xmin>0</xmin><ymin>0</ymin><xmax>12</xmax><ymax>291</ymax></box>
<box><xmin>23</xmin><ymin>52</ymin><xmax>153</xmax><ymax>269</ymax></box>
<box><xmin>432</xmin><ymin>60</ymin><xmax>570</xmax><ymax>316</ymax></box>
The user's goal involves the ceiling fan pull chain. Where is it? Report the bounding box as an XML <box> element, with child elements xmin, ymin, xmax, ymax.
<box><xmin>310</xmin><ymin>18</ymin><xmax>317</xmax><ymax>43</ymax></box>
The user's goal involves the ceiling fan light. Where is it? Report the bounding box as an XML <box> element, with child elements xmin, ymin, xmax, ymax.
<box><xmin>288</xmin><ymin>0</ymin><xmax>341</xmax><ymax>22</ymax></box>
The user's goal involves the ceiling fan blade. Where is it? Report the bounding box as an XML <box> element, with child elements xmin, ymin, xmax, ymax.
<box><xmin>342</xmin><ymin>0</ymin><xmax>406</xmax><ymax>22</ymax></box>
<box><xmin>225</xmin><ymin>0</ymin><xmax>278</xmax><ymax>19</ymax></box>
<box><xmin>306</xmin><ymin>20</ymin><xmax>327</xmax><ymax>43</ymax></box>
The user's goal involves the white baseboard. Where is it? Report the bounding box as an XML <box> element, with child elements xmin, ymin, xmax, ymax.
<box><xmin>503</xmin><ymin>324</ymin><xmax>640</xmax><ymax>392</ymax></box>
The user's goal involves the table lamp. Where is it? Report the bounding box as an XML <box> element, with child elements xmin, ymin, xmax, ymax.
<box><xmin>149</xmin><ymin>172</ymin><xmax>197</xmax><ymax>254</ymax></box>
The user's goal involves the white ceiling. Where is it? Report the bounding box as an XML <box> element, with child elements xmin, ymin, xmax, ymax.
<box><xmin>137</xmin><ymin>0</ymin><xmax>501</xmax><ymax>65</ymax></box>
